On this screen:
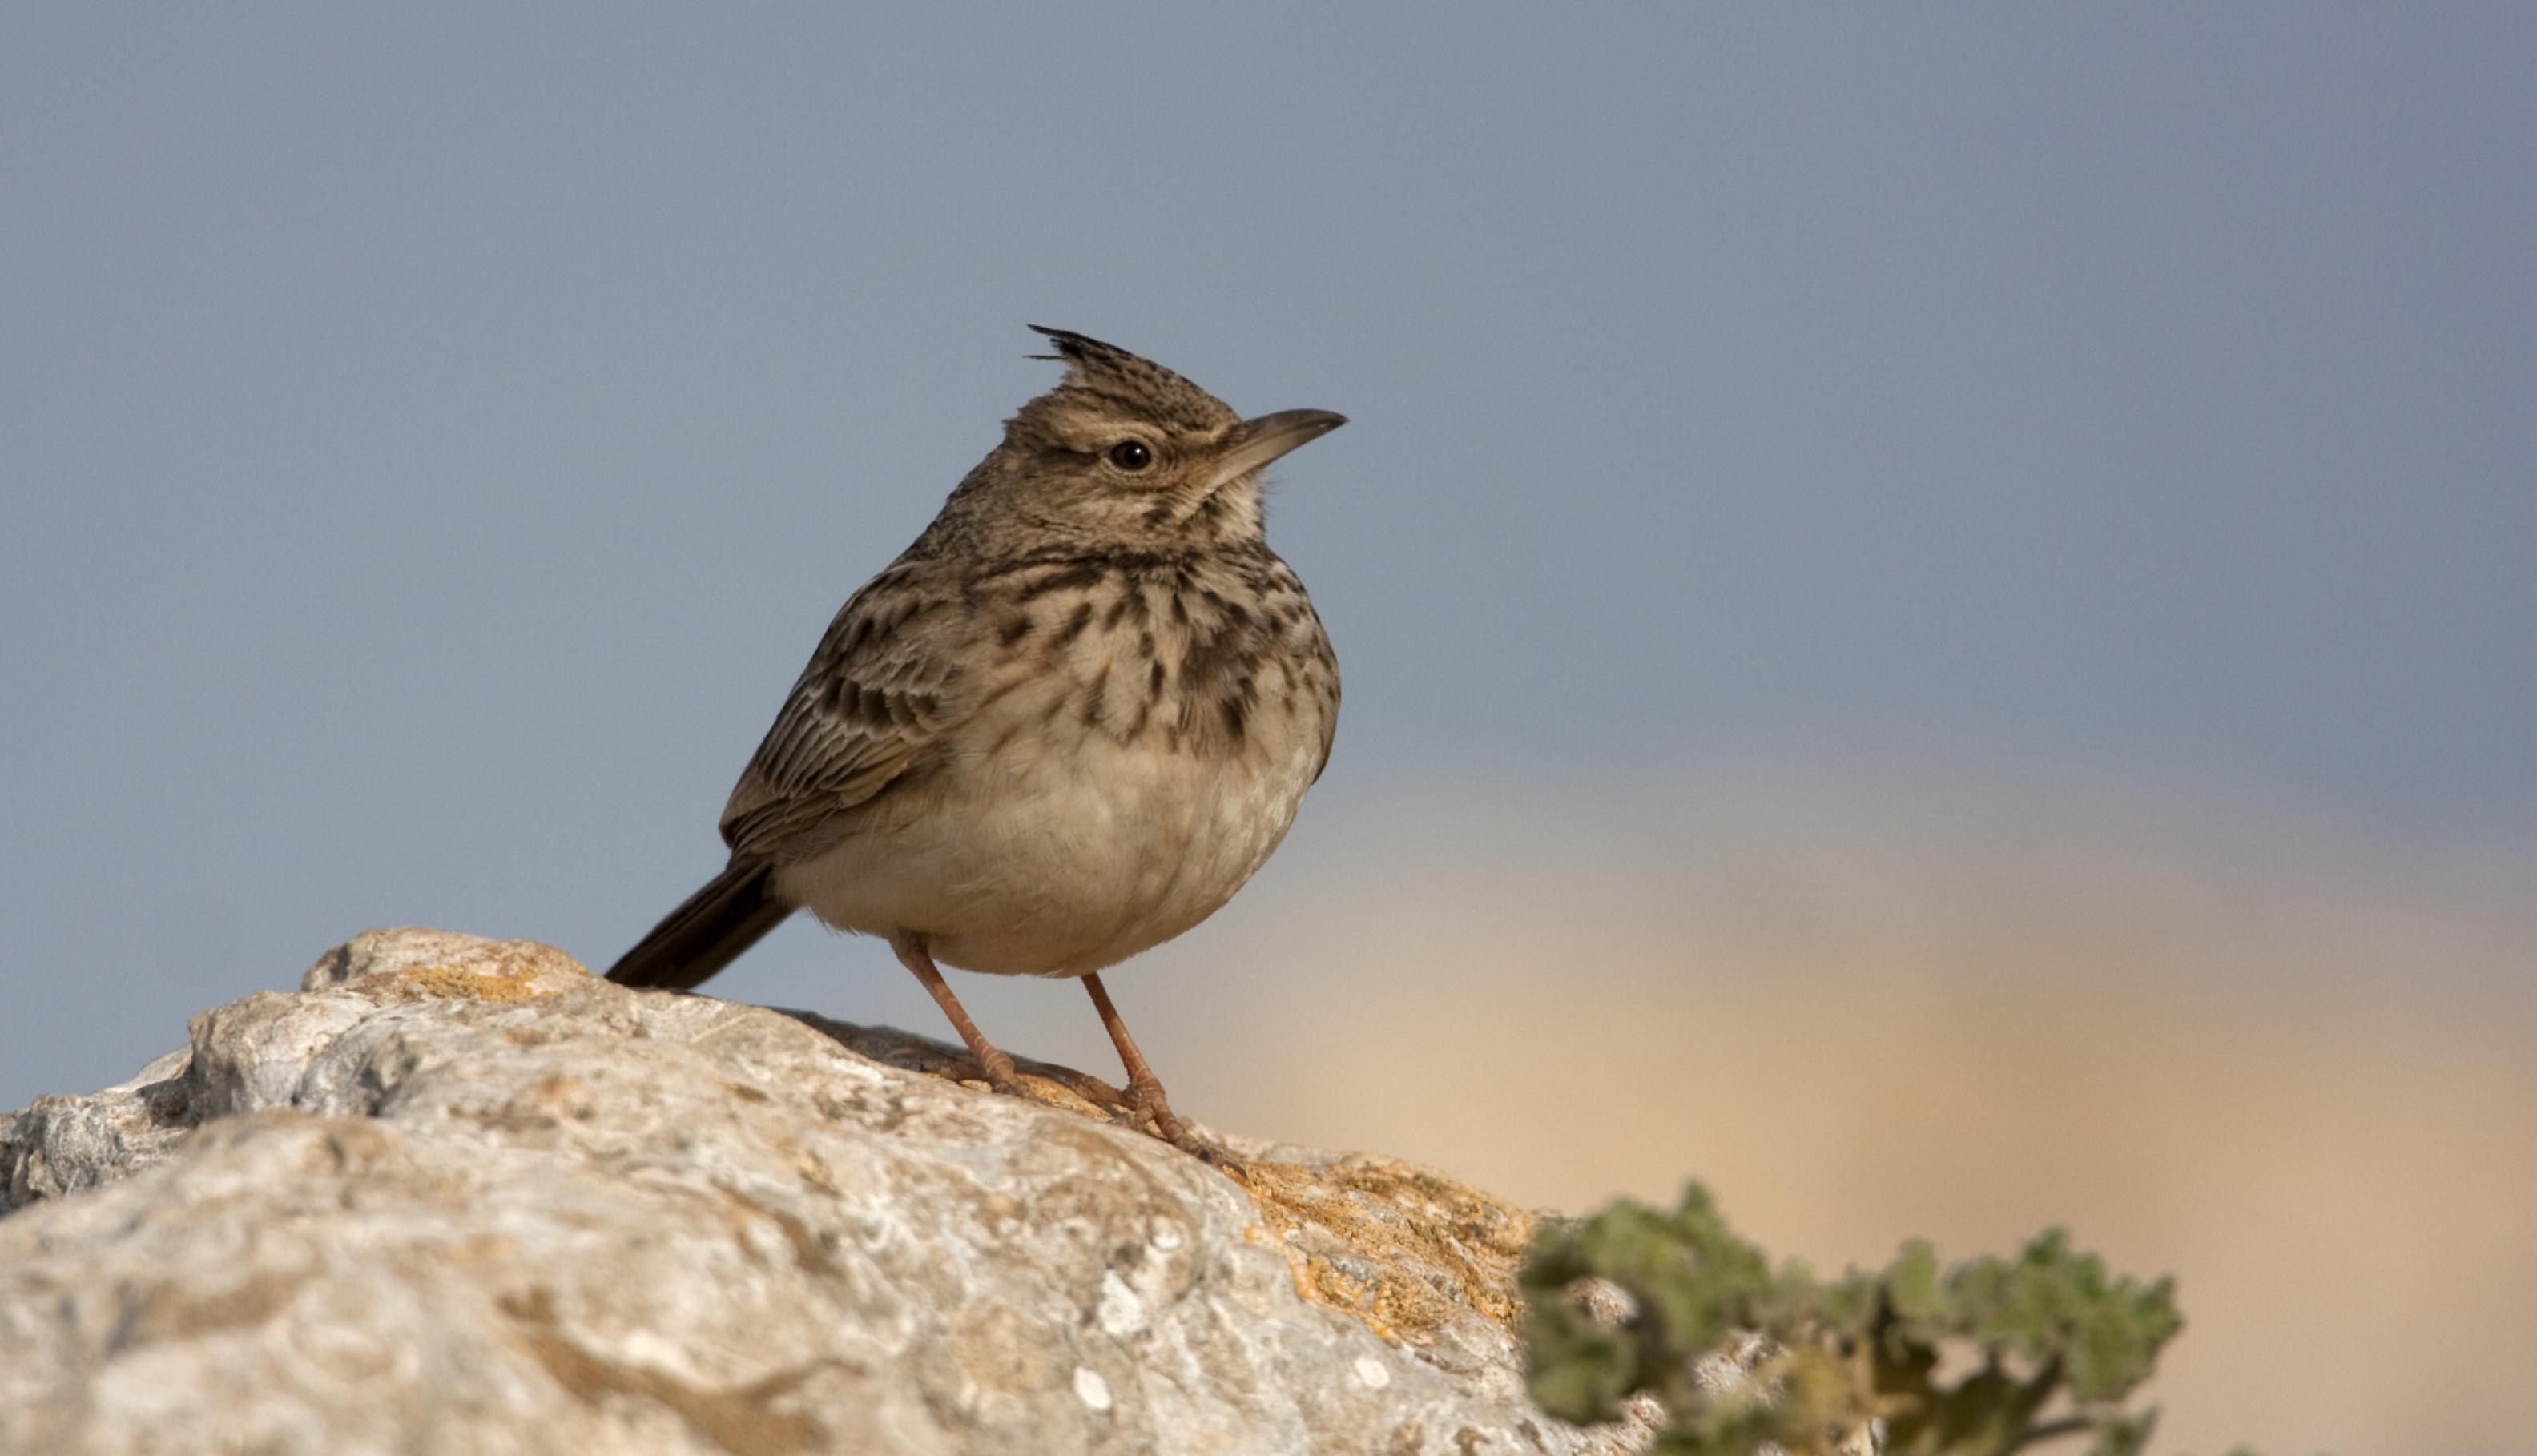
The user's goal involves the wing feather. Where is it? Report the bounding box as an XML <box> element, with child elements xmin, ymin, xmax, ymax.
<box><xmin>719</xmin><ymin>566</ymin><xmax>969</xmax><ymax>863</ymax></box>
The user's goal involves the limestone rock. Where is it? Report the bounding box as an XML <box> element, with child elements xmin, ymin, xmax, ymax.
<box><xmin>0</xmin><ymin>929</ymin><xmax>1657</xmax><ymax>1456</ymax></box>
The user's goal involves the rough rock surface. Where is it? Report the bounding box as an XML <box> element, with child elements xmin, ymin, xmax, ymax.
<box><xmin>0</xmin><ymin>929</ymin><xmax>1658</xmax><ymax>1456</ymax></box>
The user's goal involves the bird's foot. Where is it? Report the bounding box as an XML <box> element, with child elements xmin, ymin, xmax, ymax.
<box><xmin>1119</xmin><ymin>1075</ymin><xmax>1242</xmax><ymax>1171</ymax></box>
<box><xmin>956</xmin><ymin>1044</ymin><xmax>1029</xmax><ymax>1099</ymax></box>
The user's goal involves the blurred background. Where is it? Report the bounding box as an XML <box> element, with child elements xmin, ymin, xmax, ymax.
<box><xmin>5</xmin><ymin>7</ymin><xmax>2531</xmax><ymax>1452</ymax></box>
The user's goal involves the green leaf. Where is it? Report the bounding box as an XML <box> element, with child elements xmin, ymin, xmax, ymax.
<box><xmin>1520</xmin><ymin>1182</ymin><xmax>2203</xmax><ymax>1455</ymax></box>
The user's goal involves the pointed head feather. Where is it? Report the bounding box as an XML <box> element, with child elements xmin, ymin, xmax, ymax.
<box><xmin>1017</xmin><ymin>326</ymin><xmax>1240</xmax><ymax>435</ymax></box>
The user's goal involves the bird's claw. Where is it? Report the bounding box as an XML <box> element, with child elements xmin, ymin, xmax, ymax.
<box><xmin>1117</xmin><ymin>1076</ymin><xmax>1240</xmax><ymax>1170</ymax></box>
<box><xmin>956</xmin><ymin>1048</ymin><xmax>1028</xmax><ymax>1099</ymax></box>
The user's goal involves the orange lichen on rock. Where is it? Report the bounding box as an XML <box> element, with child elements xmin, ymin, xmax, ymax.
<box><xmin>801</xmin><ymin>1013</ymin><xmax>1536</xmax><ymax>1347</ymax></box>
<box><xmin>304</xmin><ymin>931</ymin><xmax>586</xmax><ymax>1004</ymax></box>
<box><xmin>1230</xmin><ymin>1152</ymin><xmax>1534</xmax><ymax>1344</ymax></box>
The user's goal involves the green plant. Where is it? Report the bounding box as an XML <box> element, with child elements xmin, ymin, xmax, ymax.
<box><xmin>1520</xmin><ymin>1185</ymin><xmax>2188</xmax><ymax>1455</ymax></box>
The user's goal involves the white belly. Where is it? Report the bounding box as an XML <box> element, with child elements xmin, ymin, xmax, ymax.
<box><xmin>771</xmin><ymin>724</ymin><xmax>1319</xmax><ymax>977</ymax></box>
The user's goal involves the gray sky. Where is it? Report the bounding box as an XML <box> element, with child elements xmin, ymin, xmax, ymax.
<box><xmin>8</xmin><ymin>0</ymin><xmax>2531</xmax><ymax>1112</ymax></box>
<box><xmin>8</xmin><ymin>0</ymin><xmax>2530</xmax><ymax>1098</ymax></box>
<box><xmin>8</xmin><ymin>9</ymin><xmax>2536</xmax><ymax>1450</ymax></box>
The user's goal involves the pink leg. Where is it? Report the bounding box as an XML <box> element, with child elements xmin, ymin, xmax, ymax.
<box><xmin>892</xmin><ymin>933</ymin><xmax>1022</xmax><ymax>1095</ymax></box>
<box><xmin>1083</xmin><ymin>972</ymin><xmax>1223</xmax><ymax>1161</ymax></box>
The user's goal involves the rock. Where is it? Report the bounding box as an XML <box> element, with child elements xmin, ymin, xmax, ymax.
<box><xmin>0</xmin><ymin>929</ymin><xmax>1658</xmax><ymax>1455</ymax></box>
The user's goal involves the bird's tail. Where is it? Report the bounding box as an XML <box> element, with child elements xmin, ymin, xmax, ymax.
<box><xmin>606</xmin><ymin>859</ymin><xmax>793</xmax><ymax>991</ymax></box>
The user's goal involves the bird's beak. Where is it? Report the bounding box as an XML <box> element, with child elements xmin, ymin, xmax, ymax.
<box><xmin>1208</xmin><ymin>408</ymin><xmax>1347</xmax><ymax>490</ymax></box>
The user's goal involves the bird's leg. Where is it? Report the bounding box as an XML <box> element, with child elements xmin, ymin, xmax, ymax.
<box><xmin>1082</xmin><ymin>972</ymin><xmax>1226</xmax><ymax>1163</ymax></box>
<box><xmin>892</xmin><ymin>933</ymin><xmax>1025</xmax><ymax>1096</ymax></box>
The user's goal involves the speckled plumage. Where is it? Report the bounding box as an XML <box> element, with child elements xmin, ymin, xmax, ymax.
<box><xmin>610</xmin><ymin>328</ymin><xmax>1346</xmax><ymax>1157</ymax></box>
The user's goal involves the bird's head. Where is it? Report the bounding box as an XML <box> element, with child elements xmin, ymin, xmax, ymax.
<box><xmin>983</xmin><ymin>327</ymin><xmax>1345</xmax><ymax>549</ymax></box>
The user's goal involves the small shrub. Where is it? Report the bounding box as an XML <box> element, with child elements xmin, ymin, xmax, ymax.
<box><xmin>1520</xmin><ymin>1185</ymin><xmax>2191</xmax><ymax>1455</ymax></box>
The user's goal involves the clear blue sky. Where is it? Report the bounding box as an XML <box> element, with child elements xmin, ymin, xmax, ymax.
<box><xmin>6</xmin><ymin>6</ymin><xmax>2531</xmax><ymax>1098</ymax></box>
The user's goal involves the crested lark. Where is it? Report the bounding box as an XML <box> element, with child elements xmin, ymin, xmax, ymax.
<box><xmin>609</xmin><ymin>328</ymin><xmax>1345</xmax><ymax>1157</ymax></box>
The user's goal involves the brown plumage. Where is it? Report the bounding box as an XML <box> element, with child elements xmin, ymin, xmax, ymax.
<box><xmin>610</xmin><ymin>328</ymin><xmax>1346</xmax><ymax>1159</ymax></box>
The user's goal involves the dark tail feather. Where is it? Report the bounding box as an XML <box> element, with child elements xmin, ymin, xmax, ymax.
<box><xmin>607</xmin><ymin>859</ymin><xmax>793</xmax><ymax>991</ymax></box>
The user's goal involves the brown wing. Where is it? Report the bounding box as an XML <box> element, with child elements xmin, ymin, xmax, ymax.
<box><xmin>719</xmin><ymin>565</ymin><xmax>967</xmax><ymax>864</ymax></box>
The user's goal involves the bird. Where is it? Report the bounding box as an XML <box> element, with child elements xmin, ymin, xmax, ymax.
<box><xmin>607</xmin><ymin>327</ymin><xmax>1346</xmax><ymax>1159</ymax></box>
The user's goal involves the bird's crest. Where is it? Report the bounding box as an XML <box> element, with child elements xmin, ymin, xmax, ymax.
<box><xmin>1021</xmin><ymin>326</ymin><xmax>1239</xmax><ymax>434</ymax></box>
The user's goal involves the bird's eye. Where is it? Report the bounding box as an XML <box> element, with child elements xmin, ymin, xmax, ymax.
<box><xmin>1107</xmin><ymin>439</ymin><xmax>1154</xmax><ymax>471</ymax></box>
